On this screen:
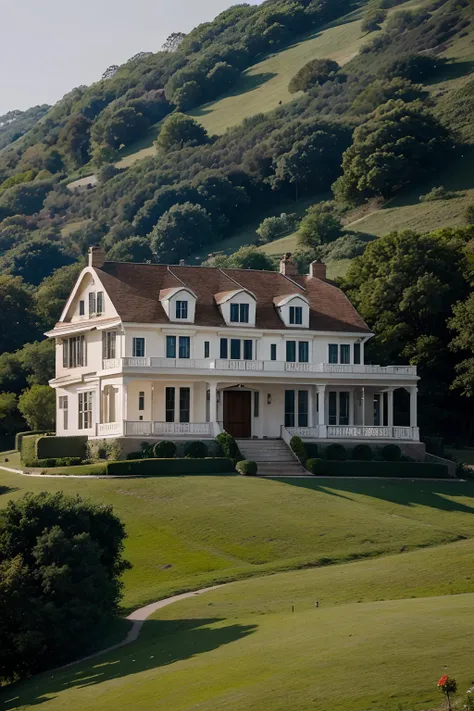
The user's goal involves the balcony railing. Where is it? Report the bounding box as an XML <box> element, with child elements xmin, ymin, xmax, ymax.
<box><xmin>97</xmin><ymin>422</ymin><xmax>122</xmax><ymax>436</ymax></box>
<box><xmin>102</xmin><ymin>357</ymin><xmax>417</xmax><ymax>376</ymax></box>
<box><xmin>285</xmin><ymin>425</ymin><xmax>419</xmax><ymax>441</ymax></box>
<box><xmin>123</xmin><ymin>421</ymin><xmax>213</xmax><ymax>437</ymax></box>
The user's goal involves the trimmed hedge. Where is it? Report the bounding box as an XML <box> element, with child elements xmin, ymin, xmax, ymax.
<box><xmin>153</xmin><ymin>440</ymin><xmax>177</xmax><ymax>458</ymax></box>
<box><xmin>28</xmin><ymin>457</ymin><xmax>83</xmax><ymax>468</ymax></box>
<box><xmin>325</xmin><ymin>443</ymin><xmax>348</xmax><ymax>461</ymax></box>
<box><xmin>236</xmin><ymin>460</ymin><xmax>258</xmax><ymax>476</ymax></box>
<box><xmin>36</xmin><ymin>436</ymin><xmax>87</xmax><ymax>460</ymax></box>
<box><xmin>306</xmin><ymin>460</ymin><xmax>450</xmax><ymax>478</ymax></box>
<box><xmin>381</xmin><ymin>443</ymin><xmax>402</xmax><ymax>461</ymax></box>
<box><xmin>106</xmin><ymin>457</ymin><xmax>235</xmax><ymax>476</ymax></box>
<box><xmin>216</xmin><ymin>432</ymin><xmax>242</xmax><ymax>460</ymax></box>
<box><xmin>184</xmin><ymin>441</ymin><xmax>209</xmax><ymax>459</ymax></box>
<box><xmin>290</xmin><ymin>436</ymin><xmax>308</xmax><ymax>464</ymax></box>
<box><xmin>21</xmin><ymin>435</ymin><xmax>39</xmax><ymax>465</ymax></box>
<box><xmin>352</xmin><ymin>444</ymin><xmax>373</xmax><ymax>461</ymax></box>
<box><xmin>15</xmin><ymin>430</ymin><xmax>48</xmax><ymax>452</ymax></box>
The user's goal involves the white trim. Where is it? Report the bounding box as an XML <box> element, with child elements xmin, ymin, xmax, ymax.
<box><xmin>273</xmin><ymin>293</ymin><xmax>310</xmax><ymax>308</ymax></box>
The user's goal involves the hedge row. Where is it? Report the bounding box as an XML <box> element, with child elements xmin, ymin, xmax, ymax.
<box><xmin>305</xmin><ymin>460</ymin><xmax>450</xmax><ymax>478</ymax></box>
<box><xmin>20</xmin><ymin>435</ymin><xmax>40</xmax><ymax>466</ymax></box>
<box><xmin>36</xmin><ymin>436</ymin><xmax>87</xmax><ymax>460</ymax></box>
<box><xmin>106</xmin><ymin>457</ymin><xmax>235</xmax><ymax>476</ymax></box>
<box><xmin>15</xmin><ymin>430</ymin><xmax>48</xmax><ymax>452</ymax></box>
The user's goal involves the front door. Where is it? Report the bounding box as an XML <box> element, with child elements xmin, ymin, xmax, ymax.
<box><xmin>223</xmin><ymin>390</ymin><xmax>251</xmax><ymax>438</ymax></box>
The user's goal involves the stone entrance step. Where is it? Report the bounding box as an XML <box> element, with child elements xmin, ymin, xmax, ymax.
<box><xmin>236</xmin><ymin>438</ymin><xmax>308</xmax><ymax>477</ymax></box>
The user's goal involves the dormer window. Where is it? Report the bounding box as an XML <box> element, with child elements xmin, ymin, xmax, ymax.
<box><xmin>176</xmin><ymin>300</ymin><xmax>188</xmax><ymax>319</ymax></box>
<box><xmin>230</xmin><ymin>303</ymin><xmax>249</xmax><ymax>323</ymax></box>
<box><xmin>289</xmin><ymin>306</ymin><xmax>303</xmax><ymax>325</ymax></box>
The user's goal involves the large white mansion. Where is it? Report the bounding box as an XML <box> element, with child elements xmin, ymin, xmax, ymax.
<box><xmin>46</xmin><ymin>247</ymin><xmax>420</xmax><ymax>449</ymax></box>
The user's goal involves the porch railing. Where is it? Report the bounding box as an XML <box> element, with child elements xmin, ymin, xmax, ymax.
<box><xmin>285</xmin><ymin>425</ymin><xmax>419</xmax><ymax>441</ymax></box>
<box><xmin>97</xmin><ymin>422</ymin><xmax>122</xmax><ymax>436</ymax></box>
<box><xmin>123</xmin><ymin>421</ymin><xmax>213</xmax><ymax>437</ymax></box>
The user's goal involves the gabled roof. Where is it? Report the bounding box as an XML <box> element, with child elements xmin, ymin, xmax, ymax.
<box><xmin>214</xmin><ymin>288</ymin><xmax>255</xmax><ymax>305</ymax></box>
<box><xmin>69</xmin><ymin>262</ymin><xmax>370</xmax><ymax>333</ymax></box>
<box><xmin>273</xmin><ymin>293</ymin><xmax>309</xmax><ymax>308</ymax></box>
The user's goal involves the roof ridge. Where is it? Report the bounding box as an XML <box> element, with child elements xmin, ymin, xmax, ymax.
<box><xmin>279</xmin><ymin>273</ymin><xmax>306</xmax><ymax>292</ymax></box>
<box><xmin>167</xmin><ymin>265</ymin><xmax>188</xmax><ymax>288</ymax></box>
<box><xmin>218</xmin><ymin>268</ymin><xmax>245</xmax><ymax>290</ymax></box>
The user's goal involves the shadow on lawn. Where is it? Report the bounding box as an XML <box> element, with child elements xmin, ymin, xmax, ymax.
<box><xmin>276</xmin><ymin>478</ymin><xmax>474</xmax><ymax>516</ymax></box>
<box><xmin>2</xmin><ymin>618</ymin><xmax>257</xmax><ymax>709</ymax></box>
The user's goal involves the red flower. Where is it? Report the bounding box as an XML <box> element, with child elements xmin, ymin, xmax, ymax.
<box><xmin>438</xmin><ymin>675</ymin><xmax>449</xmax><ymax>687</ymax></box>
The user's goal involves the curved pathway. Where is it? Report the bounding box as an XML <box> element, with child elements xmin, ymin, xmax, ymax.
<box><xmin>62</xmin><ymin>585</ymin><xmax>223</xmax><ymax>668</ymax></box>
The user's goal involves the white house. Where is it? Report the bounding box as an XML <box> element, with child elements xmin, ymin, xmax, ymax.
<box><xmin>46</xmin><ymin>247</ymin><xmax>421</xmax><ymax>453</ymax></box>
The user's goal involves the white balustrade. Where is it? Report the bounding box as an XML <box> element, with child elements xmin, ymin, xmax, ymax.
<box><xmin>286</xmin><ymin>426</ymin><xmax>320</xmax><ymax>438</ymax></box>
<box><xmin>326</xmin><ymin>426</ymin><xmax>417</xmax><ymax>440</ymax></box>
<box><xmin>153</xmin><ymin>422</ymin><xmax>212</xmax><ymax>436</ymax></box>
<box><xmin>97</xmin><ymin>422</ymin><xmax>123</xmax><ymax>436</ymax></box>
<box><xmin>124</xmin><ymin>421</ymin><xmax>153</xmax><ymax>436</ymax></box>
<box><xmin>102</xmin><ymin>358</ymin><xmax>121</xmax><ymax>369</ymax></box>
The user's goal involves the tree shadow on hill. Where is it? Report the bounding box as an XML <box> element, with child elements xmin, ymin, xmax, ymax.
<box><xmin>430</xmin><ymin>60</ymin><xmax>474</xmax><ymax>84</ymax></box>
<box><xmin>2</xmin><ymin>618</ymin><xmax>257</xmax><ymax>709</ymax></box>
<box><xmin>0</xmin><ymin>485</ymin><xmax>18</xmax><ymax>496</ymax></box>
<box><xmin>275</xmin><ymin>477</ymin><xmax>474</xmax><ymax>516</ymax></box>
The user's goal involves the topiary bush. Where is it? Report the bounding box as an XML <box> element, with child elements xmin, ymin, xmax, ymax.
<box><xmin>216</xmin><ymin>432</ymin><xmax>242</xmax><ymax>460</ymax></box>
<box><xmin>307</xmin><ymin>458</ymin><xmax>326</xmax><ymax>475</ymax></box>
<box><xmin>325</xmin><ymin>443</ymin><xmax>347</xmax><ymax>461</ymax></box>
<box><xmin>290</xmin><ymin>435</ymin><xmax>308</xmax><ymax>464</ymax></box>
<box><xmin>236</xmin><ymin>460</ymin><xmax>258</xmax><ymax>476</ymax></box>
<box><xmin>352</xmin><ymin>444</ymin><xmax>373</xmax><ymax>461</ymax></box>
<box><xmin>126</xmin><ymin>451</ymin><xmax>143</xmax><ymax>461</ymax></box>
<box><xmin>153</xmin><ymin>440</ymin><xmax>177</xmax><ymax>459</ymax></box>
<box><xmin>87</xmin><ymin>439</ymin><xmax>122</xmax><ymax>461</ymax></box>
<box><xmin>184</xmin><ymin>441</ymin><xmax>209</xmax><ymax>459</ymax></box>
<box><xmin>382</xmin><ymin>443</ymin><xmax>402</xmax><ymax>461</ymax></box>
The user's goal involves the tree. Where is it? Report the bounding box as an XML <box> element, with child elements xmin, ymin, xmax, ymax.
<box><xmin>18</xmin><ymin>385</ymin><xmax>56</xmax><ymax>431</ymax></box>
<box><xmin>155</xmin><ymin>113</ymin><xmax>209</xmax><ymax>153</ymax></box>
<box><xmin>101</xmin><ymin>64</ymin><xmax>119</xmax><ymax>80</ymax></box>
<box><xmin>351</xmin><ymin>78</ymin><xmax>428</xmax><ymax>115</ymax></box>
<box><xmin>173</xmin><ymin>81</ymin><xmax>203</xmax><ymax>111</ymax></box>
<box><xmin>0</xmin><ymin>179</ymin><xmax>55</xmax><ymax>218</ymax></box>
<box><xmin>288</xmin><ymin>58</ymin><xmax>341</xmax><ymax>94</ymax></box>
<box><xmin>57</xmin><ymin>113</ymin><xmax>92</xmax><ymax>167</ymax></box>
<box><xmin>0</xmin><ymin>275</ymin><xmax>38</xmax><ymax>354</ymax></box>
<box><xmin>333</xmin><ymin>100</ymin><xmax>453</xmax><ymax>203</ymax></box>
<box><xmin>161</xmin><ymin>31</ymin><xmax>186</xmax><ymax>52</ymax></box>
<box><xmin>204</xmin><ymin>245</ymin><xmax>276</xmax><ymax>270</ymax></box>
<box><xmin>206</xmin><ymin>62</ymin><xmax>239</xmax><ymax>97</ymax></box>
<box><xmin>1</xmin><ymin>238</ymin><xmax>75</xmax><ymax>286</ymax></box>
<box><xmin>465</xmin><ymin>204</ymin><xmax>474</xmax><ymax>225</ymax></box>
<box><xmin>449</xmin><ymin>294</ymin><xmax>474</xmax><ymax>396</ymax></box>
<box><xmin>256</xmin><ymin>213</ymin><xmax>298</xmax><ymax>243</ymax></box>
<box><xmin>297</xmin><ymin>202</ymin><xmax>342</xmax><ymax>248</ymax></box>
<box><xmin>107</xmin><ymin>237</ymin><xmax>153</xmax><ymax>262</ymax></box>
<box><xmin>0</xmin><ymin>340</ymin><xmax>55</xmax><ymax>397</ymax></box>
<box><xmin>0</xmin><ymin>392</ymin><xmax>21</xmax><ymax>435</ymax></box>
<box><xmin>361</xmin><ymin>8</ymin><xmax>387</xmax><ymax>33</ymax></box>
<box><xmin>382</xmin><ymin>53</ymin><xmax>447</xmax><ymax>83</ymax></box>
<box><xmin>91</xmin><ymin>106</ymin><xmax>150</xmax><ymax>150</ymax></box>
<box><xmin>150</xmin><ymin>202</ymin><xmax>215</xmax><ymax>263</ymax></box>
<box><xmin>0</xmin><ymin>492</ymin><xmax>130</xmax><ymax>680</ymax></box>
<box><xmin>34</xmin><ymin>262</ymin><xmax>83</xmax><ymax>328</ymax></box>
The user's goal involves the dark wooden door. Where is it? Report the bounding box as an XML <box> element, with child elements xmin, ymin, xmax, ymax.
<box><xmin>223</xmin><ymin>390</ymin><xmax>251</xmax><ymax>438</ymax></box>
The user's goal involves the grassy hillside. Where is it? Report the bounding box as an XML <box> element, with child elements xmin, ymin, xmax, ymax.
<box><xmin>5</xmin><ymin>534</ymin><xmax>474</xmax><ymax>711</ymax></box>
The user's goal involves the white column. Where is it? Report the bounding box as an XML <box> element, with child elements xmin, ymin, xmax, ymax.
<box><xmin>258</xmin><ymin>388</ymin><xmax>265</xmax><ymax>438</ymax></box>
<box><xmin>349</xmin><ymin>389</ymin><xmax>355</xmax><ymax>426</ymax></box>
<box><xmin>308</xmin><ymin>387</ymin><xmax>314</xmax><ymax>428</ymax></box>
<box><xmin>362</xmin><ymin>386</ymin><xmax>365</xmax><ymax>426</ymax></box>
<box><xmin>409</xmin><ymin>386</ymin><xmax>418</xmax><ymax>428</ymax></box>
<box><xmin>122</xmin><ymin>382</ymin><xmax>128</xmax><ymax>422</ymax></box>
<box><xmin>317</xmin><ymin>384</ymin><xmax>326</xmax><ymax>438</ymax></box>
<box><xmin>387</xmin><ymin>388</ymin><xmax>394</xmax><ymax>428</ymax></box>
<box><xmin>209</xmin><ymin>381</ymin><xmax>218</xmax><ymax>425</ymax></box>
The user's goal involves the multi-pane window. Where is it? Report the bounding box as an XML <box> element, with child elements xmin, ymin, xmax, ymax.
<box><xmin>79</xmin><ymin>300</ymin><xmax>85</xmax><ymax>316</ymax></box>
<box><xmin>328</xmin><ymin>344</ymin><xmax>339</xmax><ymax>364</ymax></box>
<box><xmin>179</xmin><ymin>387</ymin><xmax>191</xmax><ymax>423</ymax></box>
<box><xmin>63</xmin><ymin>336</ymin><xmax>86</xmax><ymax>368</ymax></box>
<box><xmin>166</xmin><ymin>335</ymin><xmax>176</xmax><ymax>358</ymax></box>
<box><xmin>354</xmin><ymin>343</ymin><xmax>361</xmax><ymax>365</ymax></box>
<box><xmin>230</xmin><ymin>339</ymin><xmax>241</xmax><ymax>360</ymax></box>
<box><xmin>230</xmin><ymin>303</ymin><xmax>250</xmax><ymax>323</ymax></box>
<box><xmin>179</xmin><ymin>336</ymin><xmax>190</xmax><ymax>359</ymax></box>
<box><xmin>285</xmin><ymin>390</ymin><xmax>309</xmax><ymax>427</ymax></box>
<box><xmin>138</xmin><ymin>391</ymin><xmax>145</xmax><ymax>412</ymax></box>
<box><xmin>340</xmin><ymin>344</ymin><xmax>351</xmax><ymax>364</ymax></box>
<box><xmin>328</xmin><ymin>391</ymin><xmax>337</xmax><ymax>425</ymax></box>
<box><xmin>78</xmin><ymin>391</ymin><xmax>93</xmax><ymax>430</ymax></box>
<box><xmin>340</xmin><ymin>392</ymin><xmax>349</xmax><ymax>425</ymax></box>
<box><xmin>175</xmin><ymin>301</ymin><xmax>188</xmax><ymax>319</ymax></box>
<box><xmin>102</xmin><ymin>331</ymin><xmax>117</xmax><ymax>360</ymax></box>
<box><xmin>289</xmin><ymin>306</ymin><xmax>303</xmax><ymax>325</ymax></box>
<box><xmin>204</xmin><ymin>341</ymin><xmax>210</xmax><ymax>358</ymax></box>
<box><xmin>270</xmin><ymin>344</ymin><xmax>277</xmax><ymax>361</ymax></box>
<box><xmin>88</xmin><ymin>292</ymin><xmax>96</xmax><ymax>316</ymax></box>
<box><xmin>329</xmin><ymin>391</ymin><xmax>350</xmax><ymax>425</ymax></box>
<box><xmin>220</xmin><ymin>338</ymin><xmax>253</xmax><ymax>360</ymax></box>
<box><xmin>133</xmin><ymin>337</ymin><xmax>145</xmax><ymax>357</ymax></box>
<box><xmin>286</xmin><ymin>341</ymin><xmax>309</xmax><ymax>363</ymax></box>
<box><xmin>285</xmin><ymin>390</ymin><xmax>295</xmax><ymax>427</ymax></box>
<box><xmin>243</xmin><ymin>339</ymin><xmax>253</xmax><ymax>360</ymax></box>
<box><xmin>97</xmin><ymin>291</ymin><xmax>104</xmax><ymax>316</ymax></box>
<box><xmin>58</xmin><ymin>396</ymin><xmax>68</xmax><ymax>430</ymax></box>
<box><xmin>165</xmin><ymin>387</ymin><xmax>175</xmax><ymax>422</ymax></box>
<box><xmin>220</xmin><ymin>338</ymin><xmax>228</xmax><ymax>359</ymax></box>
<box><xmin>298</xmin><ymin>390</ymin><xmax>309</xmax><ymax>427</ymax></box>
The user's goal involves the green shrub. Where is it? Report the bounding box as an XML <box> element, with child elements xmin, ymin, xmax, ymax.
<box><xmin>236</xmin><ymin>460</ymin><xmax>258</xmax><ymax>476</ymax></box>
<box><xmin>352</xmin><ymin>444</ymin><xmax>373</xmax><ymax>461</ymax></box>
<box><xmin>305</xmin><ymin>443</ymin><xmax>320</xmax><ymax>459</ymax></box>
<box><xmin>290</xmin><ymin>436</ymin><xmax>308</xmax><ymax>464</ymax></box>
<box><xmin>30</xmin><ymin>457</ymin><xmax>83</xmax><ymax>468</ymax></box>
<box><xmin>20</xmin><ymin>434</ymin><xmax>39</xmax><ymax>465</ymax></box>
<box><xmin>216</xmin><ymin>432</ymin><xmax>242</xmax><ymax>460</ymax></box>
<box><xmin>325</xmin><ymin>443</ymin><xmax>347</xmax><ymax>461</ymax></box>
<box><xmin>184</xmin><ymin>441</ymin><xmax>209</xmax><ymax>459</ymax></box>
<box><xmin>106</xmin><ymin>458</ymin><xmax>234</xmax><ymax>476</ymax></box>
<box><xmin>152</xmin><ymin>440</ymin><xmax>177</xmax><ymax>458</ymax></box>
<box><xmin>15</xmin><ymin>430</ymin><xmax>47</xmax><ymax>452</ymax></box>
<box><xmin>419</xmin><ymin>186</ymin><xmax>456</xmax><ymax>202</ymax></box>
<box><xmin>307</xmin><ymin>458</ymin><xmax>326</xmax><ymax>475</ymax></box>
<box><xmin>382</xmin><ymin>444</ymin><xmax>402</xmax><ymax>461</ymax></box>
<box><xmin>87</xmin><ymin>438</ymin><xmax>121</xmax><ymax>461</ymax></box>
<box><xmin>36</xmin><ymin>435</ymin><xmax>87</xmax><ymax>460</ymax></box>
<box><xmin>126</xmin><ymin>451</ymin><xmax>143</xmax><ymax>461</ymax></box>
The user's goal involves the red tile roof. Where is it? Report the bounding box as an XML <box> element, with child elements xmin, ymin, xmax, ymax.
<box><xmin>91</xmin><ymin>262</ymin><xmax>370</xmax><ymax>333</ymax></box>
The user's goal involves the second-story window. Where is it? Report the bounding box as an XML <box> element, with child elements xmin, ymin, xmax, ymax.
<box><xmin>340</xmin><ymin>344</ymin><xmax>350</xmax><ymax>364</ymax></box>
<box><xmin>176</xmin><ymin>301</ymin><xmax>188</xmax><ymax>319</ymax></box>
<box><xmin>220</xmin><ymin>338</ymin><xmax>228</xmax><ymax>359</ymax></box>
<box><xmin>102</xmin><ymin>331</ymin><xmax>117</xmax><ymax>360</ymax></box>
<box><xmin>133</xmin><ymin>337</ymin><xmax>145</xmax><ymax>357</ymax></box>
<box><xmin>271</xmin><ymin>344</ymin><xmax>277</xmax><ymax>361</ymax></box>
<box><xmin>79</xmin><ymin>300</ymin><xmax>85</xmax><ymax>316</ymax></box>
<box><xmin>97</xmin><ymin>291</ymin><xmax>104</xmax><ymax>316</ymax></box>
<box><xmin>63</xmin><ymin>336</ymin><xmax>86</xmax><ymax>368</ymax></box>
<box><xmin>328</xmin><ymin>344</ymin><xmax>339</xmax><ymax>364</ymax></box>
<box><xmin>230</xmin><ymin>339</ymin><xmax>241</xmax><ymax>359</ymax></box>
<box><xmin>179</xmin><ymin>336</ymin><xmax>190</xmax><ymax>359</ymax></box>
<box><xmin>89</xmin><ymin>292</ymin><xmax>96</xmax><ymax>316</ymax></box>
<box><xmin>230</xmin><ymin>303</ymin><xmax>249</xmax><ymax>323</ymax></box>
<box><xmin>289</xmin><ymin>306</ymin><xmax>303</xmax><ymax>325</ymax></box>
<box><xmin>204</xmin><ymin>341</ymin><xmax>210</xmax><ymax>358</ymax></box>
<box><xmin>354</xmin><ymin>343</ymin><xmax>361</xmax><ymax>364</ymax></box>
<box><xmin>286</xmin><ymin>341</ymin><xmax>309</xmax><ymax>363</ymax></box>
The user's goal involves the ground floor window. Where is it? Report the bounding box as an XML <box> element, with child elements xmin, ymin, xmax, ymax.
<box><xmin>328</xmin><ymin>391</ymin><xmax>350</xmax><ymax>426</ymax></box>
<box><xmin>78</xmin><ymin>391</ymin><xmax>93</xmax><ymax>430</ymax></box>
<box><xmin>285</xmin><ymin>389</ymin><xmax>309</xmax><ymax>427</ymax></box>
<box><xmin>58</xmin><ymin>396</ymin><xmax>68</xmax><ymax>430</ymax></box>
<box><xmin>165</xmin><ymin>387</ymin><xmax>191</xmax><ymax>422</ymax></box>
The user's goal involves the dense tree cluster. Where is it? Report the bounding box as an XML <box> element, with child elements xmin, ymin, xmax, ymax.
<box><xmin>289</xmin><ymin>59</ymin><xmax>342</xmax><ymax>94</ymax></box>
<box><xmin>0</xmin><ymin>492</ymin><xmax>130</xmax><ymax>680</ymax></box>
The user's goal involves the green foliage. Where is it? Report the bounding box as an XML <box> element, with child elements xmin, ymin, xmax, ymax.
<box><xmin>20</xmin><ymin>434</ymin><xmax>39</xmax><ymax>465</ymax></box>
<box><xmin>36</xmin><ymin>436</ymin><xmax>87</xmax><ymax>460</ymax></box>
<box><xmin>419</xmin><ymin>186</ymin><xmax>457</xmax><ymax>203</ymax></box>
<box><xmin>256</xmin><ymin>213</ymin><xmax>298</xmax><ymax>244</ymax></box>
<box><xmin>184</xmin><ymin>441</ymin><xmax>209</xmax><ymax>459</ymax></box>
<box><xmin>216</xmin><ymin>432</ymin><xmax>242</xmax><ymax>460</ymax></box>
<box><xmin>290</xmin><ymin>436</ymin><xmax>308</xmax><ymax>465</ymax></box>
<box><xmin>31</xmin><ymin>457</ymin><xmax>83</xmax><ymax>468</ymax></box>
<box><xmin>351</xmin><ymin>78</ymin><xmax>427</xmax><ymax>115</ymax></box>
<box><xmin>464</xmin><ymin>204</ymin><xmax>474</xmax><ymax>225</ymax></box>
<box><xmin>34</xmin><ymin>263</ymin><xmax>83</xmax><ymax>329</ymax></box>
<box><xmin>205</xmin><ymin>245</ymin><xmax>276</xmax><ymax>270</ymax></box>
<box><xmin>422</xmin><ymin>436</ymin><xmax>444</xmax><ymax>458</ymax></box>
<box><xmin>107</xmin><ymin>237</ymin><xmax>153</xmax><ymax>263</ymax></box>
<box><xmin>325</xmin><ymin>443</ymin><xmax>348</xmax><ymax>461</ymax></box>
<box><xmin>106</xmin><ymin>457</ymin><xmax>234</xmax><ymax>475</ymax></box>
<box><xmin>0</xmin><ymin>179</ymin><xmax>54</xmax><ymax>218</ymax></box>
<box><xmin>155</xmin><ymin>113</ymin><xmax>209</xmax><ymax>153</ymax></box>
<box><xmin>236</xmin><ymin>460</ymin><xmax>258</xmax><ymax>476</ymax></box>
<box><xmin>297</xmin><ymin>202</ymin><xmax>342</xmax><ymax>248</ymax></box>
<box><xmin>0</xmin><ymin>105</ymin><xmax>50</xmax><ymax>152</ymax></box>
<box><xmin>150</xmin><ymin>202</ymin><xmax>215</xmax><ymax>263</ymax></box>
<box><xmin>382</xmin><ymin>53</ymin><xmax>447</xmax><ymax>83</ymax></box>
<box><xmin>307</xmin><ymin>457</ymin><xmax>326</xmax><ymax>474</ymax></box>
<box><xmin>15</xmin><ymin>430</ymin><xmax>46</xmax><ymax>452</ymax></box>
<box><xmin>153</xmin><ymin>440</ymin><xmax>177</xmax><ymax>459</ymax></box>
<box><xmin>0</xmin><ymin>392</ymin><xmax>21</xmax><ymax>436</ymax></box>
<box><xmin>91</xmin><ymin>105</ymin><xmax>150</xmax><ymax>150</ymax></box>
<box><xmin>0</xmin><ymin>275</ymin><xmax>38</xmax><ymax>354</ymax></box>
<box><xmin>87</xmin><ymin>439</ymin><xmax>123</xmax><ymax>461</ymax></box>
<box><xmin>0</xmin><ymin>491</ymin><xmax>129</xmax><ymax>679</ymax></box>
<box><xmin>57</xmin><ymin>113</ymin><xmax>92</xmax><ymax>167</ymax></box>
<box><xmin>173</xmin><ymin>81</ymin><xmax>203</xmax><ymax>111</ymax></box>
<box><xmin>18</xmin><ymin>385</ymin><xmax>55</xmax><ymax>431</ymax></box>
<box><xmin>289</xmin><ymin>58</ymin><xmax>341</xmax><ymax>94</ymax></box>
<box><xmin>381</xmin><ymin>443</ymin><xmax>402</xmax><ymax>461</ymax></box>
<box><xmin>334</xmin><ymin>100</ymin><xmax>453</xmax><ymax>203</ymax></box>
<box><xmin>0</xmin><ymin>170</ymin><xmax>37</xmax><ymax>194</ymax></box>
<box><xmin>361</xmin><ymin>8</ymin><xmax>387</xmax><ymax>33</ymax></box>
<box><xmin>0</xmin><ymin>237</ymin><xmax>75</xmax><ymax>286</ymax></box>
<box><xmin>352</xmin><ymin>444</ymin><xmax>373</xmax><ymax>461</ymax></box>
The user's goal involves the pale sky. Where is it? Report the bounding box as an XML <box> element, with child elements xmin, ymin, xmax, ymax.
<box><xmin>0</xmin><ymin>0</ymin><xmax>263</xmax><ymax>115</ymax></box>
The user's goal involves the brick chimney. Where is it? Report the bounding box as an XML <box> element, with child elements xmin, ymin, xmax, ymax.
<box><xmin>280</xmin><ymin>252</ymin><xmax>299</xmax><ymax>278</ymax></box>
<box><xmin>88</xmin><ymin>245</ymin><xmax>105</xmax><ymax>268</ymax></box>
<box><xmin>179</xmin><ymin>259</ymin><xmax>185</xmax><ymax>266</ymax></box>
<box><xmin>309</xmin><ymin>260</ymin><xmax>326</xmax><ymax>280</ymax></box>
